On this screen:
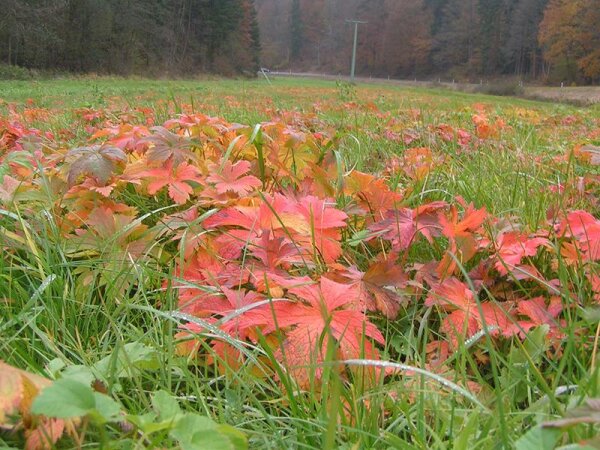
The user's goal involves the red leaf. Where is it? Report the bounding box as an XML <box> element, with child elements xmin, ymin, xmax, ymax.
<box><xmin>440</xmin><ymin>302</ymin><xmax>516</xmax><ymax>347</ymax></box>
<box><xmin>91</xmin><ymin>124</ymin><xmax>150</xmax><ymax>152</ymax></box>
<box><xmin>142</xmin><ymin>126</ymin><xmax>196</xmax><ymax>165</ymax></box>
<box><xmin>517</xmin><ymin>296</ymin><xmax>562</xmax><ymax>327</ymax></box>
<box><xmin>344</xmin><ymin>170</ymin><xmax>403</xmax><ymax>218</ymax></box>
<box><xmin>369</xmin><ymin>201</ymin><xmax>446</xmax><ymax>251</ymax></box>
<box><xmin>590</xmin><ymin>273</ymin><xmax>600</xmax><ymax>303</ymax></box>
<box><xmin>269</xmin><ymin>278</ymin><xmax>385</xmax><ymax>388</ymax></box>
<box><xmin>425</xmin><ymin>278</ymin><xmax>475</xmax><ymax>311</ymax></box>
<box><xmin>66</xmin><ymin>145</ymin><xmax>127</xmax><ymax>187</ymax></box>
<box><xmin>205</xmin><ymin>194</ymin><xmax>347</xmax><ymax>263</ymax></box>
<box><xmin>250</xmin><ymin>231</ymin><xmax>300</xmax><ymax>269</ymax></box>
<box><xmin>333</xmin><ymin>257</ymin><xmax>408</xmax><ymax>318</ymax></box>
<box><xmin>440</xmin><ymin>309</ymin><xmax>480</xmax><ymax>345</ymax></box>
<box><xmin>178</xmin><ymin>287</ymin><xmax>291</xmax><ymax>371</ymax></box>
<box><xmin>437</xmin><ymin>234</ymin><xmax>480</xmax><ymax>278</ymax></box>
<box><xmin>439</xmin><ymin>203</ymin><xmax>486</xmax><ymax>239</ymax></box>
<box><xmin>0</xmin><ymin>174</ymin><xmax>21</xmax><ymax>202</ymax></box>
<box><xmin>477</xmin><ymin>302</ymin><xmax>516</xmax><ymax>337</ymax></box>
<box><xmin>559</xmin><ymin>211</ymin><xmax>600</xmax><ymax>262</ymax></box>
<box><xmin>139</xmin><ymin>160</ymin><xmax>203</xmax><ymax>204</ymax></box>
<box><xmin>494</xmin><ymin>232</ymin><xmax>549</xmax><ymax>275</ymax></box>
<box><xmin>25</xmin><ymin>418</ymin><xmax>65</xmax><ymax>450</ymax></box>
<box><xmin>560</xmin><ymin>210</ymin><xmax>600</xmax><ymax>238</ymax></box>
<box><xmin>206</xmin><ymin>160</ymin><xmax>261</xmax><ymax>196</ymax></box>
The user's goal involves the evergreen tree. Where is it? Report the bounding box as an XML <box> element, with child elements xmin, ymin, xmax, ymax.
<box><xmin>478</xmin><ymin>0</ymin><xmax>514</xmax><ymax>75</ymax></box>
<box><xmin>290</xmin><ymin>0</ymin><xmax>303</xmax><ymax>60</ymax></box>
<box><xmin>0</xmin><ymin>0</ymin><xmax>262</xmax><ymax>75</ymax></box>
<box><xmin>249</xmin><ymin>0</ymin><xmax>262</xmax><ymax>70</ymax></box>
<box><xmin>433</xmin><ymin>0</ymin><xmax>481</xmax><ymax>76</ymax></box>
<box><xmin>503</xmin><ymin>0</ymin><xmax>548</xmax><ymax>77</ymax></box>
<box><xmin>1</xmin><ymin>0</ymin><xmax>597</xmax><ymax>82</ymax></box>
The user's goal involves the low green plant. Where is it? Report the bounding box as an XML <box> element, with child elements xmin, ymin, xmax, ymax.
<box><xmin>475</xmin><ymin>80</ymin><xmax>525</xmax><ymax>97</ymax></box>
<box><xmin>31</xmin><ymin>379</ymin><xmax>247</xmax><ymax>449</ymax></box>
<box><xmin>0</xmin><ymin>64</ymin><xmax>33</xmax><ymax>80</ymax></box>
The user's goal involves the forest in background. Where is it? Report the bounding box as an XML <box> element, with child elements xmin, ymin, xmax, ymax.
<box><xmin>0</xmin><ymin>0</ymin><xmax>261</xmax><ymax>76</ymax></box>
<box><xmin>0</xmin><ymin>0</ymin><xmax>598</xmax><ymax>83</ymax></box>
<box><xmin>256</xmin><ymin>0</ymin><xmax>600</xmax><ymax>83</ymax></box>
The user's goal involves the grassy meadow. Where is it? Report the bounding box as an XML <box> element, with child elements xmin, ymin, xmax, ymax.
<box><xmin>1</xmin><ymin>77</ymin><xmax>600</xmax><ymax>449</ymax></box>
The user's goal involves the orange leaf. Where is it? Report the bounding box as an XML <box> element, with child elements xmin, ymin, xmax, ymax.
<box><xmin>206</xmin><ymin>160</ymin><xmax>261</xmax><ymax>196</ymax></box>
<box><xmin>494</xmin><ymin>232</ymin><xmax>549</xmax><ymax>275</ymax></box>
<box><xmin>332</xmin><ymin>257</ymin><xmax>408</xmax><ymax>319</ymax></box>
<box><xmin>0</xmin><ymin>361</ymin><xmax>70</xmax><ymax>450</ymax></box>
<box><xmin>269</xmin><ymin>278</ymin><xmax>385</xmax><ymax>389</ymax></box>
<box><xmin>139</xmin><ymin>160</ymin><xmax>203</xmax><ymax>204</ymax></box>
<box><xmin>0</xmin><ymin>361</ymin><xmax>51</xmax><ymax>426</ymax></box>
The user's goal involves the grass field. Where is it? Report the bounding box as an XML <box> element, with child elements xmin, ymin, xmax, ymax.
<box><xmin>269</xmin><ymin>72</ymin><xmax>600</xmax><ymax>106</ymax></box>
<box><xmin>1</xmin><ymin>77</ymin><xmax>599</xmax><ymax>449</ymax></box>
<box><xmin>524</xmin><ymin>86</ymin><xmax>600</xmax><ymax>106</ymax></box>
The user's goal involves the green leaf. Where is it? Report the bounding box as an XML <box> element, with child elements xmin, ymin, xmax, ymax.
<box><xmin>170</xmin><ymin>415</ymin><xmax>247</xmax><ymax>450</ymax></box>
<box><xmin>126</xmin><ymin>392</ymin><xmax>185</xmax><ymax>436</ymax></box>
<box><xmin>582</xmin><ymin>308</ymin><xmax>600</xmax><ymax>323</ymax></box>
<box><xmin>93</xmin><ymin>392</ymin><xmax>122</xmax><ymax>421</ymax></box>
<box><xmin>126</xmin><ymin>412</ymin><xmax>178</xmax><ymax>435</ymax></box>
<box><xmin>126</xmin><ymin>412</ymin><xmax>157</xmax><ymax>430</ymax></box>
<box><xmin>61</xmin><ymin>365</ymin><xmax>96</xmax><ymax>385</ymax></box>
<box><xmin>45</xmin><ymin>358</ymin><xmax>66</xmax><ymax>377</ymax></box>
<box><xmin>216</xmin><ymin>424</ymin><xmax>248</xmax><ymax>450</ymax></box>
<box><xmin>515</xmin><ymin>426</ymin><xmax>561</xmax><ymax>450</ymax></box>
<box><xmin>523</xmin><ymin>325</ymin><xmax>549</xmax><ymax>363</ymax></box>
<box><xmin>94</xmin><ymin>342</ymin><xmax>160</xmax><ymax>379</ymax></box>
<box><xmin>170</xmin><ymin>415</ymin><xmax>221</xmax><ymax>450</ymax></box>
<box><xmin>31</xmin><ymin>378</ymin><xmax>121</xmax><ymax>423</ymax></box>
<box><xmin>453</xmin><ymin>413</ymin><xmax>480</xmax><ymax>450</ymax></box>
<box><xmin>348</xmin><ymin>229</ymin><xmax>371</xmax><ymax>247</ymax></box>
<box><xmin>152</xmin><ymin>390</ymin><xmax>181</xmax><ymax>421</ymax></box>
<box><xmin>31</xmin><ymin>378</ymin><xmax>96</xmax><ymax>418</ymax></box>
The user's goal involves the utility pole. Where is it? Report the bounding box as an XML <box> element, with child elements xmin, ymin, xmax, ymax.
<box><xmin>346</xmin><ymin>19</ymin><xmax>367</xmax><ymax>83</ymax></box>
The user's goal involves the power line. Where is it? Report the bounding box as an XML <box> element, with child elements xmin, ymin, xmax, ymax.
<box><xmin>346</xmin><ymin>19</ymin><xmax>367</xmax><ymax>83</ymax></box>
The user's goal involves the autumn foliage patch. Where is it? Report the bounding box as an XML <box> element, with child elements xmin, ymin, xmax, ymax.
<box><xmin>1</xmin><ymin>93</ymin><xmax>600</xmax><ymax>447</ymax></box>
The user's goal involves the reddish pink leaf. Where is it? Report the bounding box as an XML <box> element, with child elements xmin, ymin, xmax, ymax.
<box><xmin>332</xmin><ymin>257</ymin><xmax>408</xmax><ymax>318</ymax></box>
<box><xmin>369</xmin><ymin>201</ymin><xmax>446</xmax><ymax>251</ymax></box>
<box><xmin>267</xmin><ymin>278</ymin><xmax>385</xmax><ymax>388</ymax></box>
<box><xmin>425</xmin><ymin>278</ymin><xmax>475</xmax><ymax>311</ymax></box>
<box><xmin>139</xmin><ymin>161</ymin><xmax>203</xmax><ymax>204</ymax></box>
<box><xmin>206</xmin><ymin>160</ymin><xmax>261</xmax><ymax>196</ymax></box>
<box><xmin>494</xmin><ymin>232</ymin><xmax>549</xmax><ymax>275</ymax></box>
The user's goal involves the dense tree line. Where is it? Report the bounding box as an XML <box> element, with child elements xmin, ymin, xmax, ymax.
<box><xmin>256</xmin><ymin>0</ymin><xmax>600</xmax><ymax>83</ymax></box>
<box><xmin>1</xmin><ymin>0</ymin><xmax>598</xmax><ymax>82</ymax></box>
<box><xmin>0</xmin><ymin>0</ymin><xmax>261</xmax><ymax>75</ymax></box>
